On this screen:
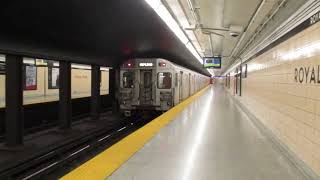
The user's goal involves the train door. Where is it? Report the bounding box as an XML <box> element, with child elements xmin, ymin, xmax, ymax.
<box><xmin>179</xmin><ymin>71</ymin><xmax>183</xmax><ymax>102</ymax></box>
<box><xmin>174</xmin><ymin>72</ymin><xmax>179</xmax><ymax>105</ymax></box>
<box><xmin>139</xmin><ymin>70</ymin><xmax>153</xmax><ymax>105</ymax></box>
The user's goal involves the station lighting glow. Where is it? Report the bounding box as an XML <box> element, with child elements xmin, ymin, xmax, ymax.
<box><xmin>0</xmin><ymin>54</ymin><xmax>4</xmax><ymax>62</ymax></box>
<box><xmin>72</xmin><ymin>64</ymin><xmax>110</xmax><ymax>71</ymax></box>
<box><xmin>280</xmin><ymin>41</ymin><xmax>320</xmax><ymax>61</ymax></box>
<box><xmin>207</xmin><ymin>68</ymin><xmax>215</xmax><ymax>77</ymax></box>
<box><xmin>72</xmin><ymin>64</ymin><xmax>91</xmax><ymax>70</ymax></box>
<box><xmin>145</xmin><ymin>0</ymin><xmax>203</xmax><ymax>64</ymax></box>
<box><xmin>100</xmin><ymin>67</ymin><xmax>110</xmax><ymax>71</ymax></box>
<box><xmin>247</xmin><ymin>63</ymin><xmax>263</xmax><ymax>73</ymax></box>
<box><xmin>181</xmin><ymin>91</ymin><xmax>212</xmax><ymax>180</ymax></box>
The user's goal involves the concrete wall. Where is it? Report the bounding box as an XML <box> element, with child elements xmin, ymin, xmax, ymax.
<box><xmin>226</xmin><ymin>22</ymin><xmax>320</xmax><ymax>175</ymax></box>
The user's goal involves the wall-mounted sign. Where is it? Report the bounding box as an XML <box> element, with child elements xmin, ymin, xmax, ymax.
<box><xmin>310</xmin><ymin>11</ymin><xmax>320</xmax><ymax>25</ymax></box>
<box><xmin>294</xmin><ymin>66</ymin><xmax>320</xmax><ymax>84</ymax></box>
<box><xmin>139</xmin><ymin>62</ymin><xmax>153</xmax><ymax>67</ymax></box>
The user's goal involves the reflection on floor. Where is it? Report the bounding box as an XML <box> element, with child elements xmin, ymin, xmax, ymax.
<box><xmin>108</xmin><ymin>85</ymin><xmax>307</xmax><ymax>180</ymax></box>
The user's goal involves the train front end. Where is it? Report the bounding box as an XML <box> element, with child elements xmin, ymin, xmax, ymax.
<box><xmin>119</xmin><ymin>59</ymin><xmax>173</xmax><ymax>116</ymax></box>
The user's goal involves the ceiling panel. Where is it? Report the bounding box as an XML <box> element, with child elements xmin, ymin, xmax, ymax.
<box><xmin>223</xmin><ymin>0</ymin><xmax>261</xmax><ymax>27</ymax></box>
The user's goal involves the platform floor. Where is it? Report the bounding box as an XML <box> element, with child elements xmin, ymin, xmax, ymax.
<box><xmin>108</xmin><ymin>86</ymin><xmax>306</xmax><ymax>180</ymax></box>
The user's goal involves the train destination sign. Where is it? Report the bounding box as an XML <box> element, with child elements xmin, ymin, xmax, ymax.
<box><xmin>294</xmin><ymin>66</ymin><xmax>320</xmax><ymax>84</ymax></box>
<box><xmin>139</xmin><ymin>63</ymin><xmax>153</xmax><ymax>67</ymax></box>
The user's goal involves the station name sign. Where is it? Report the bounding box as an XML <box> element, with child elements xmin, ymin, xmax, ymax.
<box><xmin>139</xmin><ymin>63</ymin><xmax>153</xmax><ymax>67</ymax></box>
<box><xmin>295</xmin><ymin>66</ymin><xmax>320</xmax><ymax>83</ymax></box>
<box><xmin>310</xmin><ymin>11</ymin><xmax>320</xmax><ymax>25</ymax></box>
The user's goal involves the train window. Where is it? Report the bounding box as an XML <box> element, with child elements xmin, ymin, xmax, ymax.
<box><xmin>158</xmin><ymin>72</ymin><xmax>172</xmax><ymax>89</ymax></box>
<box><xmin>123</xmin><ymin>71</ymin><xmax>134</xmax><ymax>88</ymax></box>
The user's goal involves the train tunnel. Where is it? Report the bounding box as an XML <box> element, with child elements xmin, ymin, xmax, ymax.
<box><xmin>0</xmin><ymin>0</ymin><xmax>320</xmax><ymax>179</ymax></box>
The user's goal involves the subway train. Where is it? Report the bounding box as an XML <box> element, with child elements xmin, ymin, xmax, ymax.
<box><xmin>119</xmin><ymin>58</ymin><xmax>210</xmax><ymax>116</ymax></box>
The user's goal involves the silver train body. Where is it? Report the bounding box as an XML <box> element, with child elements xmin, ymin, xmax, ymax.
<box><xmin>119</xmin><ymin>58</ymin><xmax>209</xmax><ymax>116</ymax></box>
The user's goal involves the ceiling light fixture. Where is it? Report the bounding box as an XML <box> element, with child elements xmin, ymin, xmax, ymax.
<box><xmin>145</xmin><ymin>0</ymin><xmax>203</xmax><ymax>64</ymax></box>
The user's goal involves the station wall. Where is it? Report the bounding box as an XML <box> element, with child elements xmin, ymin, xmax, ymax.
<box><xmin>0</xmin><ymin>65</ymin><xmax>109</xmax><ymax>108</ymax></box>
<box><xmin>226</xmin><ymin>21</ymin><xmax>320</xmax><ymax>175</ymax></box>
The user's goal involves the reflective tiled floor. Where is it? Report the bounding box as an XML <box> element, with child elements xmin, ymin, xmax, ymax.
<box><xmin>108</xmin><ymin>86</ymin><xmax>307</xmax><ymax>180</ymax></box>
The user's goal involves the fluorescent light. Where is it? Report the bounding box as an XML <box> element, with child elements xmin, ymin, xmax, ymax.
<box><xmin>100</xmin><ymin>67</ymin><xmax>110</xmax><ymax>71</ymax></box>
<box><xmin>72</xmin><ymin>63</ymin><xmax>91</xmax><ymax>70</ymax></box>
<box><xmin>206</xmin><ymin>68</ymin><xmax>215</xmax><ymax>76</ymax></box>
<box><xmin>23</xmin><ymin>57</ymin><xmax>36</xmax><ymax>64</ymax></box>
<box><xmin>145</xmin><ymin>0</ymin><xmax>161</xmax><ymax>9</ymax></box>
<box><xmin>0</xmin><ymin>54</ymin><xmax>5</xmax><ymax>62</ymax></box>
<box><xmin>156</xmin><ymin>5</ymin><xmax>189</xmax><ymax>44</ymax></box>
<box><xmin>186</xmin><ymin>42</ymin><xmax>202</xmax><ymax>63</ymax></box>
<box><xmin>145</xmin><ymin>0</ymin><xmax>203</xmax><ymax>64</ymax></box>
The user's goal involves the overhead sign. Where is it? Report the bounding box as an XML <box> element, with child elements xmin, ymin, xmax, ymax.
<box><xmin>139</xmin><ymin>62</ymin><xmax>153</xmax><ymax>67</ymax></box>
<box><xmin>203</xmin><ymin>57</ymin><xmax>221</xmax><ymax>69</ymax></box>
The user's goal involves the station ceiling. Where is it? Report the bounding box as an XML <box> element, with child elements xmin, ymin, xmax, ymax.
<box><xmin>0</xmin><ymin>0</ymin><xmax>210</xmax><ymax>76</ymax></box>
<box><xmin>164</xmin><ymin>0</ymin><xmax>308</xmax><ymax>75</ymax></box>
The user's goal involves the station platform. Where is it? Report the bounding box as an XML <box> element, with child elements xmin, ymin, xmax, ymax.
<box><xmin>61</xmin><ymin>85</ymin><xmax>307</xmax><ymax>180</ymax></box>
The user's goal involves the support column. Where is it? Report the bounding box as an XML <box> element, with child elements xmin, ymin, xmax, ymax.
<box><xmin>5</xmin><ymin>55</ymin><xmax>24</xmax><ymax>147</ymax></box>
<box><xmin>91</xmin><ymin>65</ymin><xmax>100</xmax><ymax>120</ymax></box>
<box><xmin>59</xmin><ymin>61</ymin><xmax>72</xmax><ymax>129</ymax></box>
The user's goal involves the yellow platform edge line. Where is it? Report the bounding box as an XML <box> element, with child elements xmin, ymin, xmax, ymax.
<box><xmin>60</xmin><ymin>85</ymin><xmax>211</xmax><ymax>180</ymax></box>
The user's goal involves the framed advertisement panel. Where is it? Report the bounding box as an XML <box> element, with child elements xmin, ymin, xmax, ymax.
<box><xmin>48</xmin><ymin>66</ymin><xmax>59</xmax><ymax>89</ymax></box>
<box><xmin>24</xmin><ymin>65</ymin><xmax>37</xmax><ymax>90</ymax></box>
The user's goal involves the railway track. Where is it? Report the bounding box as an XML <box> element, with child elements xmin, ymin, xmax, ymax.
<box><xmin>0</xmin><ymin>114</ymin><xmax>154</xmax><ymax>180</ymax></box>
